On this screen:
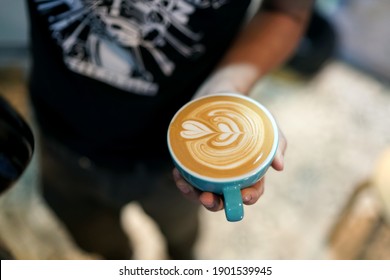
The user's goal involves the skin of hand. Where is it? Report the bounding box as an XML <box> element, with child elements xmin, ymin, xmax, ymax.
<box><xmin>173</xmin><ymin>0</ymin><xmax>312</xmax><ymax>212</ymax></box>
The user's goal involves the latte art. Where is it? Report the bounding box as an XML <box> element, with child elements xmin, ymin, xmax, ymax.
<box><xmin>180</xmin><ymin>101</ymin><xmax>265</xmax><ymax>171</ymax></box>
<box><xmin>168</xmin><ymin>95</ymin><xmax>275</xmax><ymax>179</ymax></box>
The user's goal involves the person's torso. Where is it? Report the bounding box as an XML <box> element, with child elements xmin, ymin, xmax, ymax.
<box><xmin>27</xmin><ymin>0</ymin><xmax>252</xmax><ymax>167</ymax></box>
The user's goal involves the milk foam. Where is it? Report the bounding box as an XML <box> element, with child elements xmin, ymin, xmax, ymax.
<box><xmin>179</xmin><ymin>101</ymin><xmax>265</xmax><ymax>170</ymax></box>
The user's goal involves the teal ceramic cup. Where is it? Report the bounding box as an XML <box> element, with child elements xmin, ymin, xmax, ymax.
<box><xmin>167</xmin><ymin>93</ymin><xmax>279</xmax><ymax>222</ymax></box>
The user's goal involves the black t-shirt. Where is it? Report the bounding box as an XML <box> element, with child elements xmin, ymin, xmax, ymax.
<box><xmin>26</xmin><ymin>0</ymin><xmax>252</xmax><ymax>168</ymax></box>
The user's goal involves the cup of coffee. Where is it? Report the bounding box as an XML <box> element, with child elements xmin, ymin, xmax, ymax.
<box><xmin>167</xmin><ymin>93</ymin><xmax>279</xmax><ymax>222</ymax></box>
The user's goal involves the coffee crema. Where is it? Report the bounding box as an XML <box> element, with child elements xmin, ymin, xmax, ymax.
<box><xmin>168</xmin><ymin>95</ymin><xmax>275</xmax><ymax>179</ymax></box>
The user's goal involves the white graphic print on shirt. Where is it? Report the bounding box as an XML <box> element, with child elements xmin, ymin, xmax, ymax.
<box><xmin>33</xmin><ymin>0</ymin><xmax>229</xmax><ymax>96</ymax></box>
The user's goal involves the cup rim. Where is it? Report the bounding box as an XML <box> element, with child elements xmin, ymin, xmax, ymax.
<box><xmin>167</xmin><ymin>92</ymin><xmax>279</xmax><ymax>183</ymax></box>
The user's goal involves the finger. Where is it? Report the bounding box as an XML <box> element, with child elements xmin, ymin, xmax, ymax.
<box><xmin>241</xmin><ymin>178</ymin><xmax>265</xmax><ymax>205</ymax></box>
<box><xmin>173</xmin><ymin>168</ymin><xmax>224</xmax><ymax>211</ymax></box>
<box><xmin>272</xmin><ymin>128</ymin><xmax>287</xmax><ymax>171</ymax></box>
<box><xmin>172</xmin><ymin>168</ymin><xmax>200</xmax><ymax>202</ymax></box>
<box><xmin>199</xmin><ymin>192</ymin><xmax>224</xmax><ymax>212</ymax></box>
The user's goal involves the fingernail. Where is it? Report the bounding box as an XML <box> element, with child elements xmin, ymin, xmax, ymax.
<box><xmin>279</xmin><ymin>155</ymin><xmax>285</xmax><ymax>170</ymax></box>
<box><xmin>173</xmin><ymin>168</ymin><xmax>180</xmax><ymax>178</ymax></box>
<box><xmin>274</xmin><ymin>151</ymin><xmax>284</xmax><ymax>171</ymax></box>
<box><xmin>205</xmin><ymin>201</ymin><xmax>216</xmax><ymax>209</ymax></box>
<box><xmin>243</xmin><ymin>194</ymin><xmax>252</xmax><ymax>203</ymax></box>
<box><xmin>177</xmin><ymin>182</ymin><xmax>191</xmax><ymax>194</ymax></box>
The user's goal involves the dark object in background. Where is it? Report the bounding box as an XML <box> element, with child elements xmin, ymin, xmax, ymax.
<box><xmin>0</xmin><ymin>95</ymin><xmax>34</xmax><ymax>195</ymax></box>
<box><xmin>287</xmin><ymin>9</ymin><xmax>337</xmax><ymax>77</ymax></box>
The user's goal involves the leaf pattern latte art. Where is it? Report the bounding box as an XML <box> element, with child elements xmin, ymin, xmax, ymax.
<box><xmin>179</xmin><ymin>101</ymin><xmax>265</xmax><ymax>170</ymax></box>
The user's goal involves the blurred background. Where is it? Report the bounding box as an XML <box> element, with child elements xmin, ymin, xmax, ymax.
<box><xmin>0</xmin><ymin>0</ymin><xmax>389</xmax><ymax>259</ymax></box>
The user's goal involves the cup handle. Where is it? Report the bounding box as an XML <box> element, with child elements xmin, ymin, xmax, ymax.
<box><xmin>222</xmin><ymin>186</ymin><xmax>244</xmax><ymax>222</ymax></box>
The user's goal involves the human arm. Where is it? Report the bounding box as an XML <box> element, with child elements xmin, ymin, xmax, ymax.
<box><xmin>174</xmin><ymin>0</ymin><xmax>313</xmax><ymax>211</ymax></box>
<box><xmin>194</xmin><ymin>0</ymin><xmax>314</xmax><ymax>98</ymax></box>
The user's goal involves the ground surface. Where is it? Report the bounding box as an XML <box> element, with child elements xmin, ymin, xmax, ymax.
<box><xmin>1</xmin><ymin>59</ymin><xmax>390</xmax><ymax>260</ymax></box>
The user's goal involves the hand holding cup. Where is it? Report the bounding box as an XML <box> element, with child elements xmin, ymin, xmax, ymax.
<box><xmin>168</xmin><ymin>93</ymin><xmax>283</xmax><ymax>221</ymax></box>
